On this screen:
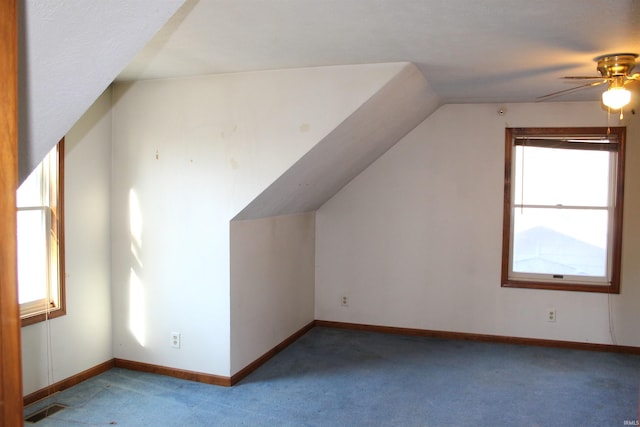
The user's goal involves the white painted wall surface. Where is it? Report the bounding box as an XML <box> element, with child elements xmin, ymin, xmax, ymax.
<box><xmin>230</xmin><ymin>213</ymin><xmax>315</xmax><ymax>375</ymax></box>
<box><xmin>316</xmin><ymin>101</ymin><xmax>640</xmax><ymax>346</ymax></box>
<box><xmin>19</xmin><ymin>0</ymin><xmax>184</xmax><ymax>182</ymax></box>
<box><xmin>22</xmin><ymin>89</ymin><xmax>113</xmax><ymax>396</ymax></box>
<box><xmin>111</xmin><ymin>64</ymin><xmax>408</xmax><ymax>376</ymax></box>
<box><xmin>234</xmin><ymin>63</ymin><xmax>439</xmax><ymax>219</ymax></box>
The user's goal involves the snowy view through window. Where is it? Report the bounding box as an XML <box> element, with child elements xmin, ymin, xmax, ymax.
<box><xmin>512</xmin><ymin>145</ymin><xmax>611</xmax><ymax>278</ymax></box>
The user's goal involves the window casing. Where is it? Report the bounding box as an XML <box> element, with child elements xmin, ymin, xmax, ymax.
<box><xmin>501</xmin><ymin>128</ymin><xmax>625</xmax><ymax>293</ymax></box>
<box><xmin>17</xmin><ymin>140</ymin><xmax>65</xmax><ymax>325</ymax></box>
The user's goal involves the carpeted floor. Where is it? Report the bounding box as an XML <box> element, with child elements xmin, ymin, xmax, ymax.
<box><xmin>24</xmin><ymin>326</ymin><xmax>640</xmax><ymax>426</ymax></box>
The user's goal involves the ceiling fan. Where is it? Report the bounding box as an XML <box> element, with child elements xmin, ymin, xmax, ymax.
<box><xmin>538</xmin><ymin>53</ymin><xmax>639</xmax><ymax>111</ymax></box>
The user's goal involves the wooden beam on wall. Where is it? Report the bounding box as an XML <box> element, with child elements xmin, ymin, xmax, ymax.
<box><xmin>0</xmin><ymin>0</ymin><xmax>24</xmax><ymax>424</ymax></box>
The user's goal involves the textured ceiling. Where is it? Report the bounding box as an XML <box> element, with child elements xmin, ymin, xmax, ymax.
<box><xmin>117</xmin><ymin>0</ymin><xmax>640</xmax><ymax>104</ymax></box>
<box><xmin>19</xmin><ymin>0</ymin><xmax>184</xmax><ymax>181</ymax></box>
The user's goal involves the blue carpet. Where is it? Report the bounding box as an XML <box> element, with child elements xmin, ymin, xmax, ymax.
<box><xmin>25</xmin><ymin>327</ymin><xmax>640</xmax><ymax>426</ymax></box>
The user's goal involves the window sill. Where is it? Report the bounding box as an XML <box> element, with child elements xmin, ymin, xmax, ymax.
<box><xmin>21</xmin><ymin>307</ymin><xmax>66</xmax><ymax>327</ymax></box>
<box><xmin>502</xmin><ymin>280</ymin><xmax>618</xmax><ymax>294</ymax></box>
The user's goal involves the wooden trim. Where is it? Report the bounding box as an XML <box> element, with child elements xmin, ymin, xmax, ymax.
<box><xmin>501</xmin><ymin>128</ymin><xmax>514</xmax><ymax>292</ymax></box>
<box><xmin>23</xmin><ymin>321</ymin><xmax>318</xmax><ymax>402</ymax></box>
<box><xmin>611</xmin><ymin>127</ymin><xmax>625</xmax><ymax>294</ymax></box>
<box><xmin>20</xmin><ymin>306</ymin><xmax>66</xmax><ymax>327</ymax></box>
<box><xmin>0</xmin><ymin>0</ymin><xmax>23</xmax><ymax>424</ymax></box>
<box><xmin>507</xmin><ymin>126</ymin><xmax>626</xmax><ymax>138</ymax></box>
<box><xmin>20</xmin><ymin>138</ymin><xmax>67</xmax><ymax>327</ymax></box>
<box><xmin>23</xmin><ymin>359</ymin><xmax>115</xmax><ymax>407</ymax></box>
<box><xmin>230</xmin><ymin>320</ymin><xmax>316</xmax><ymax>385</ymax></box>
<box><xmin>501</xmin><ymin>280</ymin><xmax>616</xmax><ymax>293</ymax></box>
<box><xmin>19</xmin><ymin>320</ymin><xmax>640</xmax><ymax>408</ymax></box>
<box><xmin>56</xmin><ymin>138</ymin><xmax>66</xmax><ymax>320</ymax></box>
<box><xmin>114</xmin><ymin>321</ymin><xmax>316</xmax><ymax>388</ymax></box>
<box><xmin>114</xmin><ymin>359</ymin><xmax>232</xmax><ymax>387</ymax></box>
<box><xmin>315</xmin><ymin>320</ymin><xmax>640</xmax><ymax>355</ymax></box>
<box><xmin>501</xmin><ymin>127</ymin><xmax>625</xmax><ymax>293</ymax></box>
<box><xmin>514</xmin><ymin>139</ymin><xmax>618</xmax><ymax>151</ymax></box>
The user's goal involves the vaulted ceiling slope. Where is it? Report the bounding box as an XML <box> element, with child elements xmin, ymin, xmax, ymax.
<box><xmin>234</xmin><ymin>62</ymin><xmax>439</xmax><ymax>220</ymax></box>
<box><xmin>20</xmin><ymin>1</ymin><xmax>639</xmax><ymax>182</ymax></box>
<box><xmin>119</xmin><ymin>0</ymin><xmax>640</xmax><ymax>104</ymax></box>
<box><xmin>19</xmin><ymin>0</ymin><xmax>185</xmax><ymax>182</ymax></box>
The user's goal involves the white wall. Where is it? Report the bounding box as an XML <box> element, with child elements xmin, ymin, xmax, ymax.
<box><xmin>110</xmin><ymin>64</ymin><xmax>409</xmax><ymax>376</ymax></box>
<box><xmin>230</xmin><ymin>213</ymin><xmax>315</xmax><ymax>374</ymax></box>
<box><xmin>18</xmin><ymin>0</ymin><xmax>184</xmax><ymax>182</ymax></box>
<box><xmin>22</xmin><ymin>88</ymin><xmax>113</xmax><ymax>395</ymax></box>
<box><xmin>316</xmin><ymin>101</ymin><xmax>640</xmax><ymax>346</ymax></box>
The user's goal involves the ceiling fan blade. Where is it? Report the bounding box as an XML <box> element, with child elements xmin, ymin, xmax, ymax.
<box><xmin>562</xmin><ymin>76</ymin><xmax>609</xmax><ymax>80</ymax></box>
<box><xmin>537</xmin><ymin>80</ymin><xmax>607</xmax><ymax>101</ymax></box>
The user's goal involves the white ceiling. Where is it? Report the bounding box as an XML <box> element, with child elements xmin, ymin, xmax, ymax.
<box><xmin>117</xmin><ymin>0</ymin><xmax>640</xmax><ymax>104</ymax></box>
<box><xmin>19</xmin><ymin>0</ymin><xmax>184</xmax><ymax>182</ymax></box>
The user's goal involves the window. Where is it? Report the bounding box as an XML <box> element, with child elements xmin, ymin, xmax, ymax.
<box><xmin>17</xmin><ymin>140</ymin><xmax>65</xmax><ymax>325</ymax></box>
<box><xmin>501</xmin><ymin>128</ymin><xmax>625</xmax><ymax>293</ymax></box>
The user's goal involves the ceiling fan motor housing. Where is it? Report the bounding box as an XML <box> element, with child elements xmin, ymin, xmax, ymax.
<box><xmin>596</xmin><ymin>53</ymin><xmax>637</xmax><ymax>78</ymax></box>
<box><xmin>537</xmin><ymin>53</ymin><xmax>638</xmax><ymax>102</ymax></box>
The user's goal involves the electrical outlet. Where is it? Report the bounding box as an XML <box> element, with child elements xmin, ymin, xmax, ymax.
<box><xmin>547</xmin><ymin>309</ymin><xmax>556</xmax><ymax>323</ymax></box>
<box><xmin>171</xmin><ymin>332</ymin><xmax>181</xmax><ymax>348</ymax></box>
<box><xmin>340</xmin><ymin>295</ymin><xmax>349</xmax><ymax>307</ymax></box>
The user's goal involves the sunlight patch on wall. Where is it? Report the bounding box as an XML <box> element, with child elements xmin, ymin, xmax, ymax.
<box><xmin>129</xmin><ymin>188</ymin><xmax>145</xmax><ymax>346</ymax></box>
<box><xmin>129</xmin><ymin>189</ymin><xmax>143</xmax><ymax>266</ymax></box>
<box><xmin>129</xmin><ymin>268</ymin><xmax>146</xmax><ymax>346</ymax></box>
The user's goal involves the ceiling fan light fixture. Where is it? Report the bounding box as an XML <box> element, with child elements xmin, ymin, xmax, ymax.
<box><xmin>602</xmin><ymin>86</ymin><xmax>631</xmax><ymax>110</ymax></box>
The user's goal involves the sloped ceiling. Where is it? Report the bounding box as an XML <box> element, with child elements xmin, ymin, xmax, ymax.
<box><xmin>115</xmin><ymin>0</ymin><xmax>639</xmax><ymax>220</ymax></box>
<box><xmin>234</xmin><ymin>63</ymin><xmax>439</xmax><ymax>220</ymax></box>
<box><xmin>19</xmin><ymin>0</ymin><xmax>185</xmax><ymax>181</ymax></box>
<box><xmin>119</xmin><ymin>0</ymin><xmax>640</xmax><ymax>104</ymax></box>
<box><xmin>21</xmin><ymin>0</ymin><xmax>639</xmax><ymax>184</ymax></box>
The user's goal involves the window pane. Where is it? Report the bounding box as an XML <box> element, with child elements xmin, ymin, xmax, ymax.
<box><xmin>16</xmin><ymin>142</ymin><xmax>65</xmax><ymax>324</ymax></box>
<box><xmin>514</xmin><ymin>146</ymin><xmax>610</xmax><ymax>207</ymax></box>
<box><xmin>512</xmin><ymin>208</ymin><xmax>608</xmax><ymax>277</ymax></box>
<box><xmin>17</xmin><ymin>209</ymin><xmax>49</xmax><ymax>304</ymax></box>
<box><xmin>16</xmin><ymin>165</ymin><xmax>45</xmax><ymax>207</ymax></box>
